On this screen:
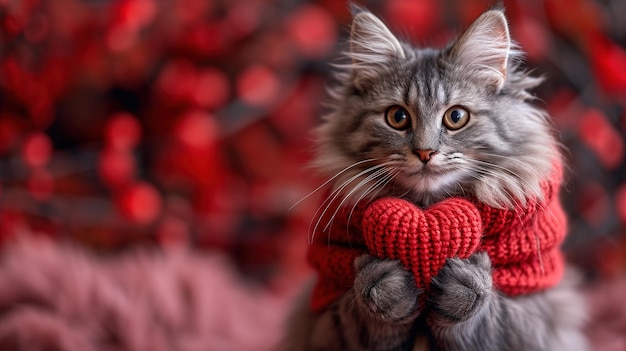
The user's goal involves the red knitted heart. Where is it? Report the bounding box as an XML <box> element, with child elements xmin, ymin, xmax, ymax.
<box><xmin>361</xmin><ymin>197</ymin><xmax>483</xmax><ymax>290</ymax></box>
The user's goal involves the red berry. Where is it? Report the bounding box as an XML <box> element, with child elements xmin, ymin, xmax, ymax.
<box><xmin>384</xmin><ymin>0</ymin><xmax>438</xmax><ymax>40</ymax></box>
<box><xmin>236</xmin><ymin>65</ymin><xmax>279</xmax><ymax>106</ymax></box>
<box><xmin>98</xmin><ymin>148</ymin><xmax>136</xmax><ymax>188</ymax></box>
<box><xmin>156</xmin><ymin>60</ymin><xmax>198</xmax><ymax>102</ymax></box>
<box><xmin>578</xmin><ymin>109</ymin><xmax>624</xmax><ymax>169</ymax></box>
<box><xmin>226</xmin><ymin>1</ymin><xmax>261</xmax><ymax>38</ymax></box>
<box><xmin>287</xmin><ymin>5</ymin><xmax>336</xmax><ymax>58</ymax></box>
<box><xmin>22</xmin><ymin>132</ymin><xmax>52</xmax><ymax>168</ymax></box>
<box><xmin>118</xmin><ymin>182</ymin><xmax>163</xmax><ymax>225</ymax></box>
<box><xmin>105</xmin><ymin>112</ymin><xmax>142</xmax><ymax>150</ymax></box>
<box><xmin>106</xmin><ymin>25</ymin><xmax>138</xmax><ymax>53</ymax></box>
<box><xmin>591</xmin><ymin>37</ymin><xmax>626</xmax><ymax>94</ymax></box>
<box><xmin>175</xmin><ymin>110</ymin><xmax>218</xmax><ymax>150</ymax></box>
<box><xmin>192</xmin><ymin>68</ymin><xmax>230</xmax><ymax>110</ymax></box>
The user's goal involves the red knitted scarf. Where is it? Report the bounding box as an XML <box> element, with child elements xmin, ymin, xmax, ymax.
<box><xmin>308</xmin><ymin>160</ymin><xmax>567</xmax><ymax>312</ymax></box>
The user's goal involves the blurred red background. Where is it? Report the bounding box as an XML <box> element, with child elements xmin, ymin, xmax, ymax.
<box><xmin>1</xmin><ymin>0</ymin><xmax>626</xmax><ymax>348</ymax></box>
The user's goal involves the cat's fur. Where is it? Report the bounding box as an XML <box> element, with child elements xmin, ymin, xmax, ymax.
<box><xmin>284</xmin><ymin>5</ymin><xmax>588</xmax><ymax>351</ymax></box>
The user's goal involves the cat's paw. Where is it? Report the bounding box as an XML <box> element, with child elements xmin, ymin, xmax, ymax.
<box><xmin>353</xmin><ymin>255</ymin><xmax>422</xmax><ymax>323</ymax></box>
<box><xmin>428</xmin><ymin>251</ymin><xmax>493</xmax><ymax>323</ymax></box>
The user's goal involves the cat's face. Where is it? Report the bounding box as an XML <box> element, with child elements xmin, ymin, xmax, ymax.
<box><xmin>315</xmin><ymin>7</ymin><xmax>558</xmax><ymax>208</ymax></box>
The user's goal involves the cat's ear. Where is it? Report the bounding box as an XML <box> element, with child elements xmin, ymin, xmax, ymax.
<box><xmin>348</xmin><ymin>6</ymin><xmax>405</xmax><ymax>88</ymax></box>
<box><xmin>449</xmin><ymin>9</ymin><xmax>511</xmax><ymax>91</ymax></box>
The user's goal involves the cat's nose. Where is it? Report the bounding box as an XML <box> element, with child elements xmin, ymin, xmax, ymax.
<box><xmin>414</xmin><ymin>149</ymin><xmax>438</xmax><ymax>163</ymax></box>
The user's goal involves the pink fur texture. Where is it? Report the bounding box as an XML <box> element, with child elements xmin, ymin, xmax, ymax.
<box><xmin>0</xmin><ymin>237</ymin><xmax>297</xmax><ymax>351</ymax></box>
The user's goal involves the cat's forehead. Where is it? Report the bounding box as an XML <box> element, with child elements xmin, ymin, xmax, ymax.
<box><xmin>366</xmin><ymin>54</ymin><xmax>448</xmax><ymax>110</ymax></box>
<box><xmin>368</xmin><ymin>50</ymin><xmax>490</xmax><ymax>112</ymax></box>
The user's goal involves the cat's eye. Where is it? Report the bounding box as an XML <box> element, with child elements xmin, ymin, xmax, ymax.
<box><xmin>443</xmin><ymin>106</ymin><xmax>470</xmax><ymax>130</ymax></box>
<box><xmin>385</xmin><ymin>106</ymin><xmax>411</xmax><ymax>130</ymax></box>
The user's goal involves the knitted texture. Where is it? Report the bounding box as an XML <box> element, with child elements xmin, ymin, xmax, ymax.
<box><xmin>308</xmin><ymin>160</ymin><xmax>567</xmax><ymax>312</ymax></box>
<box><xmin>362</xmin><ymin>197</ymin><xmax>483</xmax><ymax>291</ymax></box>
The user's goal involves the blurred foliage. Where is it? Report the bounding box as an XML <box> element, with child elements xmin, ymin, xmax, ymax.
<box><xmin>0</xmin><ymin>0</ymin><xmax>625</xmax><ymax>280</ymax></box>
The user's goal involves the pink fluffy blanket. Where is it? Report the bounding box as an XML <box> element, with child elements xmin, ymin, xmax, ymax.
<box><xmin>0</xmin><ymin>237</ymin><xmax>624</xmax><ymax>351</ymax></box>
<box><xmin>0</xmin><ymin>237</ymin><xmax>300</xmax><ymax>351</ymax></box>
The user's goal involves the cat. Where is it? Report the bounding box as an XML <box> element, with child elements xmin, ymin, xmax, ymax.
<box><xmin>283</xmin><ymin>4</ymin><xmax>588</xmax><ymax>351</ymax></box>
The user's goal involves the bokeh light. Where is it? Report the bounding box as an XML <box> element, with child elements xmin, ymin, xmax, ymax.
<box><xmin>22</xmin><ymin>132</ymin><xmax>53</xmax><ymax>168</ymax></box>
<box><xmin>117</xmin><ymin>181</ymin><xmax>163</xmax><ymax>225</ymax></box>
<box><xmin>237</xmin><ymin>64</ymin><xmax>280</xmax><ymax>107</ymax></box>
<box><xmin>0</xmin><ymin>0</ymin><xmax>625</xmax><ymax>349</ymax></box>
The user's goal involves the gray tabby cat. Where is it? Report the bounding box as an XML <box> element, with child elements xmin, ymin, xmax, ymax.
<box><xmin>283</xmin><ymin>5</ymin><xmax>588</xmax><ymax>351</ymax></box>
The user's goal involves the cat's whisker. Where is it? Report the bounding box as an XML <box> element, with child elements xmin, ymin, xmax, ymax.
<box><xmin>345</xmin><ymin>169</ymin><xmax>400</xmax><ymax>234</ymax></box>
<box><xmin>459</xmin><ymin>164</ymin><xmax>519</xmax><ymax>206</ymax></box>
<box><xmin>462</xmin><ymin>163</ymin><xmax>557</xmax><ymax>225</ymax></box>
<box><xmin>309</xmin><ymin>163</ymin><xmax>390</xmax><ymax>244</ymax></box>
<box><xmin>306</xmin><ymin>160</ymin><xmax>384</xmax><ymax>244</ymax></box>
<box><xmin>480</xmin><ymin>152</ymin><xmax>549</xmax><ymax>176</ymax></box>
<box><xmin>475</xmin><ymin>155</ymin><xmax>553</xmax><ymax>199</ymax></box>
<box><xmin>463</xmin><ymin>160</ymin><xmax>532</xmax><ymax>201</ymax></box>
<box><xmin>461</xmin><ymin>163</ymin><xmax>561</xmax><ymax>237</ymax></box>
<box><xmin>346</xmin><ymin>173</ymin><xmax>393</xmax><ymax>237</ymax></box>
<box><xmin>307</xmin><ymin>189</ymin><xmax>340</xmax><ymax>245</ymax></box>
<box><xmin>290</xmin><ymin>158</ymin><xmax>380</xmax><ymax>211</ymax></box>
<box><xmin>462</xmin><ymin>170</ymin><xmax>508</xmax><ymax>194</ymax></box>
<box><xmin>468</xmin><ymin>163</ymin><xmax>522</xmax><ymax>187</ymax></box>
<box><xmin>468</xmin><ymin>159</ymin><xmax>532</xmax><ymax>186</ymax></box>
<box><xmin>455</xmin><ymin>180</ymin><xmax>466</xmax><ymax>197</ymax></box>
<box><xmin>397</xmin><ymin>187</ymin><xmax>412</xmax><ymax>199</ymax></box>
<box><xmin>471</xmin><ymin>154</ymin><xmax>561</xmax><ymax>221</ymax></box>
<box><xmin>323</xmin><ymin>166</ymin><xmax>391</xmax><ymax>233</ymax></box>
<box><xmin>307</xmin><ymin>160</ymin><xmax>384</xmax><ymax>243</ymax></box>
<box><xmin>473</xmin><ymin>157</ymin><xmax>545</xmax><ymax>190</ymax></box>
<box><xmin>468</xmin><ymin>165</ymin><xmax>556</xmax><ymax>219</ymax></box>
<box><xmin>323</xmin><ymin>161</ymin><xmax>399</xmax><ymax>233</ymax></box>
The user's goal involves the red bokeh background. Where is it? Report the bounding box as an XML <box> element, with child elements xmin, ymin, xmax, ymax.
<box><xmin>1</xmin><ymin>0</ymin><xmax>626</xmax><ymax>347</ymax></box>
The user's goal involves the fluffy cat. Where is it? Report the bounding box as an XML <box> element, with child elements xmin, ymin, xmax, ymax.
<box><xmin>283</xmin><ymin>5</ymin><xmax>588</xmax><ymax>351</ymax></box>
